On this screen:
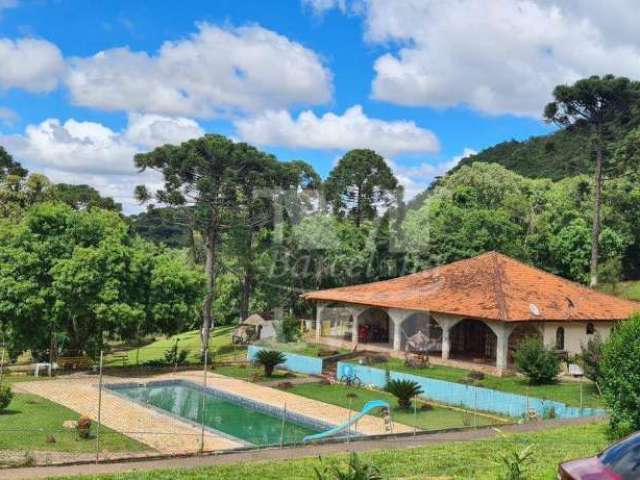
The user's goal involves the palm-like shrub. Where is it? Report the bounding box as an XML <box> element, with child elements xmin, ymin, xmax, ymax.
<box><xmin>314</xmin><ymin>452</ymin><xmax>383</xmax><ymax>480</ymax></box>
<box><xmin>254</xmin><ymin>349</ymin><xmax>286</xmax><ymax>377</ymax></box>
<box><xmin>385</xmin><ymin>379</ymin><xmax>423</xmax><ymax>409</ymax></box>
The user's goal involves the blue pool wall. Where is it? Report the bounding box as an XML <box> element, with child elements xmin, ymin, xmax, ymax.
<box><xmin>247</xmin><ymin>345</ymin><xmax>323</xmax><ymax>375</ymax></box>
<box><xmin>337</xmin><ymin>362</ymin><xmax>606</xmax><ymax>419</ymax></box>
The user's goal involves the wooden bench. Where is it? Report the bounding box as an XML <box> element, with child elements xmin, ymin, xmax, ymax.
<box><xmin>110</xmin><ymin>353</ymin><xmax>129</xmax><ymax>367</ymax></box>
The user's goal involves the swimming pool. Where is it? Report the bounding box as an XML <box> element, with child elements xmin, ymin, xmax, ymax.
<box><xmin>107</xmin><ymin>380</ymin><xmax>327</xmax><ymax>447</ymax></box>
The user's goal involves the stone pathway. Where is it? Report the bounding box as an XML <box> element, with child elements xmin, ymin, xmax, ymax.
<box><xmin>13</xmin><ymin>376</ymin><xmax>243</xmax><ymax>455</ymax></box>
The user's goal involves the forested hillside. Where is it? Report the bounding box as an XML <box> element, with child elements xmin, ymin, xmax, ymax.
<box><xmin>455</xmin><ymin>104</ymin><xmax>640</xmax><ymax>182</ymax></box>
<box><xmin>457</xmin><ymin>128</ymin><xmax>593</xmax><ymax>179</ymax></box>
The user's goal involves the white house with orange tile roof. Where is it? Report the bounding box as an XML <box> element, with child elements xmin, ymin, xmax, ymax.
<box><xmin>302</xmin><ymin>251</ymin><xmax>640</xmax><ymax>373</ymax></box>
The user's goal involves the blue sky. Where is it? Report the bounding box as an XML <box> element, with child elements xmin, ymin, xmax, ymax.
<box><xmin>2</xmin><ymin>0</ymin><xmax>638</xmax><ymax>212</ymax></box>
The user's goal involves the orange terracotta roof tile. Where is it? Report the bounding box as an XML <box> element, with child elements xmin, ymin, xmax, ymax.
<box><xmin>302</xmin><ymin>251</ymin><xmax>640</xmax><ymax>322</ymax></box>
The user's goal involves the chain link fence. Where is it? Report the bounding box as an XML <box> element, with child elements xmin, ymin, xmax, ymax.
<box><xmin>0</xmin><ymin>340</ymin><xmax>595</xmax><ymax>469</ymax></box>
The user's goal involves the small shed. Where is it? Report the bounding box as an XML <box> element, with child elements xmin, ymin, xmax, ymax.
<box><xmin>232</xmin><ymin>314</ymin><xmax>276</xmax><ymax>345</ymax></box>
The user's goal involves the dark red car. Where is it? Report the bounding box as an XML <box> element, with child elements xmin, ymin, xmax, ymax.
<box><xmin>559</xmin><ymin>431</ymin><xmax>640</xmax><ymax>479</ymax></box>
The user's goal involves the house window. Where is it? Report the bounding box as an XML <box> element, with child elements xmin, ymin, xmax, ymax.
<box><xmin>586</xmin><ymin>322</ymin><xmax>595</xmax><ymax>335</ymax></box>
<box><xmin>555</xmin><ymin>327</ymin><xmax>565</xmax><ymax>350</ymax></box>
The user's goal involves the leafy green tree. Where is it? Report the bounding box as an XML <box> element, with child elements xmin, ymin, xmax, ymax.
<box><xmin>50</xmin><ymin>183</ymin><xmax>121</xmax><ymax>212</ymax></box>
<box><xmin>402</xmin><ymin>163</ymin><xmax>531</xmax><ymax>267</ymax></box>
<box><xmin>0</xmin><ymin>146</ymin><xmax>27</xmax><ymax>180</ymax></box>
<box><xmin>227</xmin><ymin>160</ymin><xmax>319</xmax><ymax>321</ymax></box>
<box><xmin>549</xmin><ymin>218</ymin><xmax>625</xmax><ymax>284</ymax></box>
<box><xmin>130</xmin><ymin>207</ymin><xmax>194</xmax><ymax>249</ymax></box>
<box><xmin>275</xmin><ymin>314</ymin><xmax>301</xmax><ymax>343</ymax></box>
<box><xmin>135</xmin><ymin>135</ymin><xmax>300</xmax><ymax>351</ymax></box>
<box><xmin>0</xmin><ymin>385</ymin><xmax>13</xmax><ymax>412</ymax></box>
<box><xmin>601</xmin><ymin>313</ymin><xmax>640</xmax><ymax>438</ymax></box>
<box><xmin>0</xmin><ymin>203</ymin><xmax>204</xmax><ymax>359</ymax></box>
<box><xmin>544</xmin><ymin>75</ymin><xmax>640</xmax><ymax>287</ymax></box>
<box><xmin>578</xmin><ymin>334</ymin><xmax>604</xmax><ymax>391</ymax></box>
<box><xmin>324</xmin><ymin>149</ymin><xmax>401</xmax><ymax>226</ymax></box>
<box><xmin>0</xmin><ymin>173</ymin><xmax>52</xmax><ymax>219</ymax></box>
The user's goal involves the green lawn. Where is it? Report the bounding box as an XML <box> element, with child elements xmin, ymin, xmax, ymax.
<box><xmin>285</xmin><ymin>383</ymin><xmax>504</xmax><ymax>431</ymax></box>
<box><xmin>359</xmin><ymin>358</ymin><xmax>603</xmax><ymax>407</ymax></box>
<box><xmin>105</xmin><ymin>327</ymin><xmax>244</xmax><ymax>366</ymax></box>
<box><xmin>0</xmin><ymin>392</ymin><xmax>148</xmax><ymax>454</ymax></box>
<box><xmin>212</xmin><ymin>364</ymin><xmax>294</xmax><ymax>382</ymax></box>
<box><xmin>254</xmin><ymin>340</ymin><xmax>349</xmax><ymax>358</ymax></box>
<box><xmin>599</xmin><ymin>280</ymin><xmax>640</xmax><ymax>301</ymax></box>
<box><xmin>60</xmin><ymin>421</ymin><xmax>608</xmax><ymax>479</ymax></box>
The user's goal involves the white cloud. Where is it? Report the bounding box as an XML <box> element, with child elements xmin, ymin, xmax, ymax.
<box><xmin>0</xmin><ymin>107</ymin><xmax>17</xmax><ymax>125</ymax></box>
<box><xmin>0</xmin><ymin>37</ymin><xmax>65</xmax><ymax>92</ymax></box>
<box><xmin>235</xmin><ymin>105</ymin><xmax>439</xmax><ymax>157</ymax></box>
<box><xmin>0</xmin><ymin>0</ymin><xmax>18</xmax><ymax>13</ymax></box>
<box><xmin>124</xmin><ymin>113</ymin><xmax>203</xmax><ymax>148</ymax></box>
<box><xmin>2</xmin><ymin>114</ymin><xmax>204</xmax><ymax>212</ymax></box>
<box><xmin>40</xmin><ymin>168</ymin><xmax>164</xmax><ymax>215</ymax></box>
<box><xmin>66</xmin><ymin>22</ymin><xmax>332</xmax><ymax>117</ymax></box>
<box><xmin>302</xmin><ymin>0</ymin><xmax>347</xmax><ymax>14</ymax></box>
<box><xmin>342</xmin><ymin>0</ymin><xmax>640</xmax><ymax>117</ymax></box>
<box><xmin>391</xmin><ymin>148</ymin><xmax>476</xmax><ymax>199</ymax></box>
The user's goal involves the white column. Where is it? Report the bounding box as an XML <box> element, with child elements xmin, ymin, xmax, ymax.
<box><xmin>315</xmin><ymin>304</ymin><xmax>325</xmax><ymax>343</ymax></box>
<box><xmin>351</xmin><ymin>314</ymin><xmax>359</xmax><ymax>349</ymax></box>
<box><xmin>392</xmin><ymin>322</ymin><xmax>402</xmax><ymax>351</ymax></box>
<box><xmin>496</xmin><ymin>326</ymin><xmax>509</xmax><ymax>371</ymax></box>
<box><xmin>346</xmin><ymin>306</ymin><xmax>365</xmax><ymax>349</ymax></box>
<box><xmin>489</xmin><ymin>322</ymin><xmax>513</xmax><ymax>372</ymax></box>
<box><xmin>432</xmin><ymin>314</ymin><xmax>462</xmax><ymax>361</ymax></box>
<box><xmin>441</xmin><ymin>327</ymin><xmax>451</xmax><ymax>360</ymax></box>
<box><xmin>388</xmin><ymin>309</ymin><xmax>411</xmax><ymax>352</ymax></box>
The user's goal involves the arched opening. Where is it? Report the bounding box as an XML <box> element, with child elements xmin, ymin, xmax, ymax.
<box><xmin>400</xmin><ymin>312</ymin><xmax>442</xmax><ymax>353</ymax></box>
<box><xmin>555</xmin><ymin>327</ymin><xmax>565</xmax><ymax>351</ymax></box>
<box><xmin>357</xmin><ymin>308</ymin><xmax>391</xmax><ymax>346</ymax></box>
<box><xmin>449</xmin><ymin>319</ymin><xmax>497</xmax><ymax>363</ymax></box>
<box><xmin>319</xmin><ymin>303</ymin><xmax>354</xmax><ymax>342</ymax></box>
<box><xmin>508</xmin><ymin>324</ymin><xmax>542</xmax><ymax>364</ymax></box>
<box><xmin>586</xmin><ymin>322</ymin><xmax>595</xmax><ymax>335</ymax></box>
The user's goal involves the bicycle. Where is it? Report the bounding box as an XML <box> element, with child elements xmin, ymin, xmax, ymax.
<box><xmin>340</xmin><ymin>372</ymin><xmax>362</xmax><ymax>387</ymax></box>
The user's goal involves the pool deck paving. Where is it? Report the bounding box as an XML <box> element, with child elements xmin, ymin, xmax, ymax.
<box><xmin>12</xmin><ymin>371</ymin><xmax>411</xmax><ymax>456</ymax></box>
<box><xmin>13</xmin><ymin>375</ymin><xmax>244</xmax><ymax>455</ymax></box>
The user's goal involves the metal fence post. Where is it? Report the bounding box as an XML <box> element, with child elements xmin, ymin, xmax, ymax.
<box><xmin>280</xmin><ymin>402</ymin><xmax>287</xmax><ymax>448</ymax></box>
<box><xmin>474</xmin><ymin>389</ymin><xmax>478</xmax><ymax>427</ymax></box>
<box><xmin>413</xmin><ymin>395</ymin><xmax>417</xmax><ymax>436</ymax></box>
<box><xmin>199</xmin><ymin>349</ymin><xmax>209</xmax><ymax>454</ymax></box>
<box><xmin>0</xmin><ymin>333</ymin><xmax>6</xmax><ymax>389</ymax></box>
<box><xmin>579</xmin><ymin>382</ymin><xmax>583</xmax><ymax>410</ymax></box>
<box><xmin>95</xmin><ymin>350</ymin><xmax>104</xmax><ymax>464</ymax></box>
<box><xmin>347</xmin><ymin>395</ymin><xmax>352</xmax><ymax>447</ymax></box>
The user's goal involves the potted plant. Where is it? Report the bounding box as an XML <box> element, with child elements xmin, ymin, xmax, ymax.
<box><xmin>77</xmin><ymin>416</ymin><xmax>92</xmax><ymax>439</ymax></box>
